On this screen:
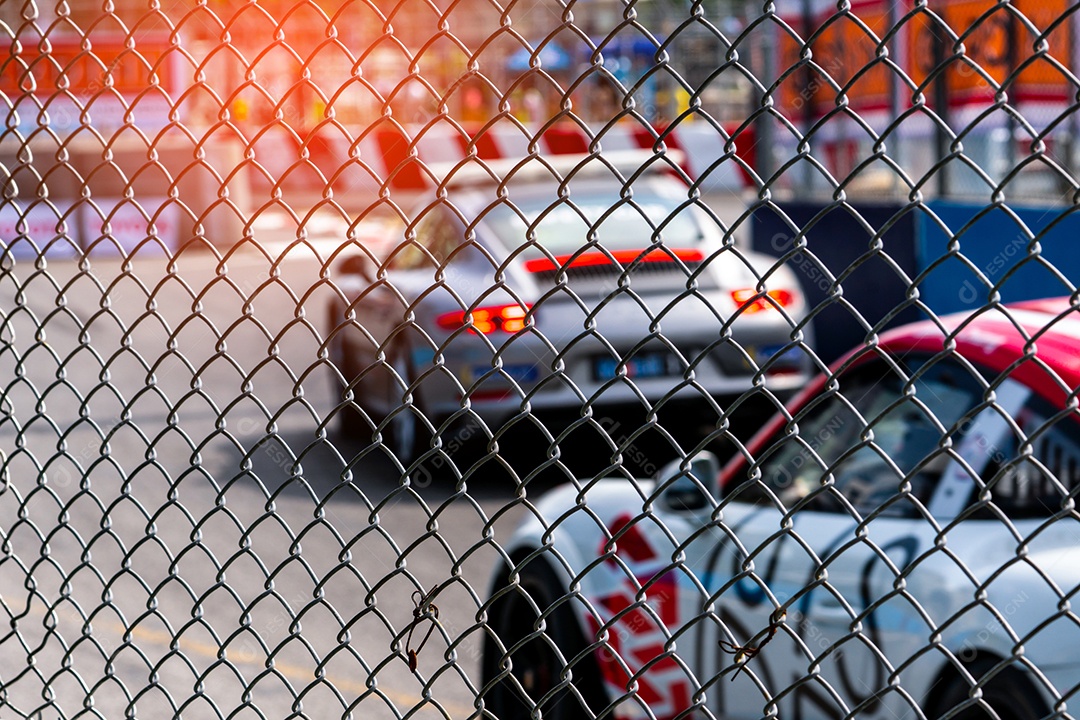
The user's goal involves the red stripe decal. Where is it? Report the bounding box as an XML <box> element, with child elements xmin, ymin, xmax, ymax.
<box><xmin>525</xmin><ymin>248</ymin><xmax>704</xmax><ymax>274</ymax></box>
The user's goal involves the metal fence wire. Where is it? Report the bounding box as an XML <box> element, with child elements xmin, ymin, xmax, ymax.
<box><xmin>4</xmin><ymin>0</ymin><xmax>1080</xmax><ymax>719</ymax></box>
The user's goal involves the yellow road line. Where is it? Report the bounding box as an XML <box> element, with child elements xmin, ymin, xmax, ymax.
<box><xmin>16</xmin><ymin>600</ymin><xmax>475</xmax><ymax>719</ymax></box>
<box><xmin>119</xmin><ymin>622</ymin><xmax>475</xmax><ymax>718</ymax></box>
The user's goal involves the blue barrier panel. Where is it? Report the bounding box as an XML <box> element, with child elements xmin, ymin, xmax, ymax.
<box><xmin>751</xmin><ymin>201</ymin><xmax>921</xmax><ymax>364</ymax></box>
<box><xmin>916</xmin><ymin>201</ymin><xmax>1080</xmax><ymax>316</ymax></box>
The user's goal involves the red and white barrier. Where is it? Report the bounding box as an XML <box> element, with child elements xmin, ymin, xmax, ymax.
<box><xmin>291</xmin><ymin>119</ymin><xmax>756</xmax><ymax>195</ymax></box>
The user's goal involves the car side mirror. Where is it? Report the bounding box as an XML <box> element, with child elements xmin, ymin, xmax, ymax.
<box><xmin>339</xmin><ymin>254</ymin><xmax>376</xmax><ymax>283</ymax></box>
<box><xmin>658</xmin><ymin>451</ymin><xmax>721</xmax><ymax>512</ymax></box>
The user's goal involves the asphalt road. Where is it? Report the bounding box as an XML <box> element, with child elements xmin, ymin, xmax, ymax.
<box><xmin>0</xmin><ymin>233</ymin><xmax>544</xmax><ymax>720</ymax></box>
<box><xmin>0</xmin><ymin>196</ymin><xmax>761</xmax><ymax>718</ymax></box>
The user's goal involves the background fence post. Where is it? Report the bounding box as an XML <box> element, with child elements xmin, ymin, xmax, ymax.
<box><xmin>933</xmin><ymin>19</ymin><xmax>952</xmax><ymax>197</ymax></box>
<box><xmin>755</xmin><ymin>0</ymin><xmax>777</xmax><ymax>191</ymax></box>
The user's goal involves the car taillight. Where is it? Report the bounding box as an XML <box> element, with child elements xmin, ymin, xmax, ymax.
<box><xmin>524</xmin><ymin>248</ymin><xmax>704</xmax><ymax>273</ymax></box>
<box><xmin>731</xmin><ymin>288</ymin><xmax>796</xmax><ymax>314</ymax></box>
<box><xmin>436</xmin><ymin>304</ymin><xmax>532</xmax><ymax>334</ymax></box>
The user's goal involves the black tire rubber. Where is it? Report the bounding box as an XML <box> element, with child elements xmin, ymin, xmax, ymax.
<box><xmin>930</xmin><ymin>657</ymin><xmax>1049</xmax><ymax>720</ymax></box>
<box><xmin>384</xmin><ymin>341</ymin><xmax>427</xmax><ymax>466</ymax></box>
<box><xmin>332</xmin><ymin>334</ymin><xmax>427</xmax><ymax>465</ymax></box>
<box><xmin>482</xmin><ymin>558</ymin><xmax>608</xmax><ymax>720</ymax></box>
<box><xmin>327</xmin><ymin>303</ymin><xmax>370</xmax><ymax>439</ymax></box>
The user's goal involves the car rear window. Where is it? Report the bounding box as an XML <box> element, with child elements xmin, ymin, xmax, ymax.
<box><xmin>482</xmin><ymin>191</ymin><xmax>703</xmax><ymax>255</ymax></box>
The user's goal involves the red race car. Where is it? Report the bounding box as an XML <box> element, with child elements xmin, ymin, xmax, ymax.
<box><xmin>483</xmin><ymin>297</ymin><xmax>1080</xmax><ymax>720</ymax></box>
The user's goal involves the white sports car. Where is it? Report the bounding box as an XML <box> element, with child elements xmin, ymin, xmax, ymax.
<box><xmin>482</xmin><ymin>297</ymin><xmax>1080</xmax><ymax>720</ymax></box>
<box><xmin>327</xmin><ymin>152</ymin><xmax>811</xmax><ymax>464</ymax></box>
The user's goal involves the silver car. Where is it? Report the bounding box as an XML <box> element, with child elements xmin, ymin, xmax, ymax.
<box><xmin>326</xmin><ymin>153</ymin><xmax>813</xmax><ymax>464</ymax></box>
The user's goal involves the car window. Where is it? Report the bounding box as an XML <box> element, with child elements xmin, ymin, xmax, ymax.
<box><xmin>732</xmin><ymin>356</ymin><xmax>988</xmax><ymax>518</ymax></box>
<box><xmin>974</xmin><ymin>393</ymin><xmax>1080</xmax><ymax>518</ymax></box>
<box><xmin>389</xmin><ymin>206</ymin><xmax>465</xmax><ymax>271</ymax></box>
<box><xmin>482</xmin><ymin>190</ymin><xmax>702</xmax><ymax>255</ymax></box>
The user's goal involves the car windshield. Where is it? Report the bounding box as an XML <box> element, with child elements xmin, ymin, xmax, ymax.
<box><xmin>731</xmin><ymin>356</ymin><xmax>988</xmax><ymax>517</ymax></box>
<box><xmin>481</xmin><ymin>189</ymin><xmax>703</xmax><ymax>255</ymax></box>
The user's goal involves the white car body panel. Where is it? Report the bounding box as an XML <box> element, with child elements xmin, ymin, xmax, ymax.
<box><xmin>328</xmin><ymin>165</ymin><xmax>814</xmax><ymax>439</ymax></box>
<box><xmin>494</xmin><ymin>476</ymin><xmax>1079</xmax><ymax>720</ymax></box>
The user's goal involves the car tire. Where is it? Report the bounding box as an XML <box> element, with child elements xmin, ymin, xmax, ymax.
<box><xmin>327</xmin><ymin>305</ymin><xmax>371</xmax><ymax>439</ymax></box>
<box><xmin>930</xmin><ymin>657</ymin><xmax>1049</xmax><ymax>720</ymax></box>
<box><xmin>482</xmin><ymin>558</ymin><xmax>608</xmax><ymax>720</ymax></box>
<box><xmin>332</xmin><ymin>335</ymin><xmax>428</xmax><ymax>465</ymax></box>
<box><xmin>384</xmin><ymin>340</ymin><xmax>428</xmax><ymax>466</ymax></box>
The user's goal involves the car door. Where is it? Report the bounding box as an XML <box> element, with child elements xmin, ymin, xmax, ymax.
<box><xmin>646</xmin><ymin>457</ymin><xmax>785</xmax><ymax>719</ymax></box>
<box><xmin>680</xmin><ymin>355</ymin><xmax>994</xmax><ymax>719</ymax></box>
<box><xmin>791</xmin><ymin>374</ymin><xmax>1039</xmax><ymax>720</ymax></box>
<box><xmin>682</xmin><ymin>499</ymin><xmax>810</xmax><ymax>719</ymax></box>
<box><xmin>668</xmin><ymin>459</ymin><xmax>842</xmax><ymax>719</ymax></box>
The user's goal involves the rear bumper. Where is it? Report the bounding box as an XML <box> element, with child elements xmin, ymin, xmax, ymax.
<box><xmin>426</xmin><ymin>357</ymin><xmax>810</xmax><ymax>425</ymax></box>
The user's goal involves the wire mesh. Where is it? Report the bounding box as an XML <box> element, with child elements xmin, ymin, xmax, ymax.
<box><xmin>1</xmin><ymin>1</ymin><xmax>1080</xmax><ymax>719</ymax></box>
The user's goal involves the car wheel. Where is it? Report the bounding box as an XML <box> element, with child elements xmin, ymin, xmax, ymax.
<box><xmin>483</xmin><ymin>559</ymin><xmax>608</xmax><ymax>720</ymax></box>
<box><xmin>930</xmin><ymin>657</ymin><xmax>1049</xmax><ymax>720</ymax></box>
<box><xmin>332</xmin><ymin>335</ymin><xmax>427</xmax><ymax>464</ymax></box>
<box><xmin>385</xmin><ymin>342</ymin><xmax>427</xmax><ymax>466</ymax></box>
<box><xmin>327</xmin><ymin>306</ymin><xmax>370</xmax><ymax>438</ymax></box>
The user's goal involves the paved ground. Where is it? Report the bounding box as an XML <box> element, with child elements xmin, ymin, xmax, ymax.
<box><xmin>0</xmin><ymin>185</ymin><xmax>760</xmax><ymax>718</ymax></box>
<box><xmin>0</xmin><ymin>245</ymin><xmax>517</xmax><ymax>718</ymax></box>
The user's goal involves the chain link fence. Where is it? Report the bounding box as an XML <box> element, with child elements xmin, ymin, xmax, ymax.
<box><xmin>2</xmin><ymin>0</ymin><xmax>1080</xmax><ymax>719</ymax></box>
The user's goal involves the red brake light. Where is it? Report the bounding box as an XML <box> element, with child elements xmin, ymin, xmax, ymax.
<box><xmin>731</xmin><ymin>288</ymin><xmax>796</xmax><ymax>314</ymax></box>
<box><xmin>524</xmin><ymin>248</ymin><xmax>704</xmax><ymax>273</ymax></box>
<box><xmin>436</xmin><ymin>303</ymin><xmax>532</xmax><ymax>334</ymax></box>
